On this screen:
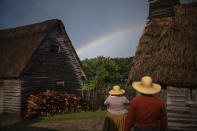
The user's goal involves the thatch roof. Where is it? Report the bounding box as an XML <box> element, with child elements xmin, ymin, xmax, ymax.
<box><xmin>0</xmin><ymin>19</ymin><xmax>86</xmax><ymax>79</ymax></box>
<box><xmin>128</xmin><ymin>3</ymin><xmax>197</xmax><ymax>87</ymax></box>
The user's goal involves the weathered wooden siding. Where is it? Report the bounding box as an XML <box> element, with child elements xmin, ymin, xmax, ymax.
<box><xmin>21</xmin><ymin>26</ymin><xmax>83</xmax><ymax>115</ymax></box>
<box><xmin>167</xmin><ymin>86</ymin><xmax>197</xmax><ymax>131</ymax></box>
<box><xmin>135</xmin><ymin>87</ymin><xmax>167</xmax><ymax>101</ymax></box>
<box><xmin>0</xmin><ymin>80</ymin><xmax>3</xmax><ymax>114</ymax></box>
<box><xmin>1</xmin><ymin>80</ymin><xmax>21</xmax><ymax>115</ymax></box>
<box><xmin>155</xmin><ymin>87</ymin><xmax>167</xmax><ymax>102</ymax></box>
<box><xmin>148</xmin><ymin>0</ymin><xmax>180</xmax><ymax>19</ymax></box>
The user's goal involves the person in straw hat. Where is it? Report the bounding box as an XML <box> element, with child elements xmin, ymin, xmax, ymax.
<box><xmin>125</xmin><ymin>76</ymin><xmax>167</xmax><ymax>131</ymax></box>
<box><xmin>103</xmin><ymin>85</ymin><xmax>129</xmax><ymax>131</ymax></box>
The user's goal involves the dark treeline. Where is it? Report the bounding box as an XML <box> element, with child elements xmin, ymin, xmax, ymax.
<box><xmin>82</xmin><ymin>56</ymin><xmax>133</xmax><ymax>90</ymax></box>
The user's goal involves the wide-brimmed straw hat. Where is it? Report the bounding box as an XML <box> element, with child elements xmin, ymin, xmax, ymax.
<box><xmin>132</xmin><ymin>76</ymin><xmax>161</xmax><ymax>95</ymax></box>
<box><xmin>109</xmin><ymin>85</ymin><xmax>125</xmax><ymax>95</ymax></box>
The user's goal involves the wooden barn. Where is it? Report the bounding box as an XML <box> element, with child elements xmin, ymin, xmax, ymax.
<box><xmin>127</xmin><ymin>2</ymin><xmax>197</xmax><ymax>131</ymax></box>
<box><xmin>0</xmin><ymin>19</ymin><xmax>86</xmax><ymax>116</ymax></box>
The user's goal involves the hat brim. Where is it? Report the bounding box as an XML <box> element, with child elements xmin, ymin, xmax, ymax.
<box><xmin>132</xmin><ymin>82</ymin><xmax>161</xmax><ymax>95</ymax></box>
<box><xmin>109</xmin><ymin>89</ymin><xmax>125</xmax><ymax>95</ymax></box>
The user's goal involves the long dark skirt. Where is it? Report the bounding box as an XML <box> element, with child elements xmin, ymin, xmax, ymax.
<box><xmin>103</xmin><ymin>112</ymin><xmax>127</xmax><ymax>131</ymax></box>
<box><xmin>134</xmin><ymin>128</ymin><xmax>159</xmax><ymax>131</ymax></box>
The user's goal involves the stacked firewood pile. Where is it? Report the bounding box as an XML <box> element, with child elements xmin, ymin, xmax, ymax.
<box><xmin>25</xmin><ymin>90</ymin><xmax>94</xmax><ymax>119</ymax></box>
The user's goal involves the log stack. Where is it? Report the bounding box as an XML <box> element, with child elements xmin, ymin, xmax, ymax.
<box><xmin>25</xmin><ymin>90</ymin><xmax>93</xmax><ymax>119</ymax></box>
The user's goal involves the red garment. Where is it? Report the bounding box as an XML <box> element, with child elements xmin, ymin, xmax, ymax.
<box><xmin>125</xmin><ymin>95</ymin><xmax>167</xmax><ymax>131</ymax></box>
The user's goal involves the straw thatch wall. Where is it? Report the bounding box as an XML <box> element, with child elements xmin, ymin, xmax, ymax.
<box><xmin>128</xmin><ymin>3</ymin><xmax>197</xmax><ymax>87</ymax></box>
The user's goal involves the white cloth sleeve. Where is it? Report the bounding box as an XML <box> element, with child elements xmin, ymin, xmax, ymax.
<box><xmin>104</xmin><ymin>96</ymin><xmax>111</xmax><ymax>105</ymax></box>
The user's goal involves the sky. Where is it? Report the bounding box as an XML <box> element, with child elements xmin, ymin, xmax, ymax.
<box><xmin>0</xmin><ymin>0</ymin><xmax>196</xmax><ymax>60</ymax></box>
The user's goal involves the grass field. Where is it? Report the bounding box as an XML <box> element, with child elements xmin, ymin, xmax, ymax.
<box><xmin>42</xmin><ymin>110</ymin><xmax>105</xmax><ymax>121</ymax></box>
<box><xmin>0</xmin><ymin>110</ymin><xmax>105</xmax><ymax>126</ymax></box>
<box><xmin>0</xmin><ymin>110</ymin><xmax>106</xmax><ymax>131</ymax></box>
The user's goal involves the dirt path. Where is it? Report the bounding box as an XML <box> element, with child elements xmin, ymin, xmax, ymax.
<box><xmin>31</xmin><ymin>119</ymin><xmax>104</xmax><ymax>131</ymax></box>
<box><xmin>0</xmin><ymin>118</ymin><xmax>105</xmax><ymax>131</ymax></box>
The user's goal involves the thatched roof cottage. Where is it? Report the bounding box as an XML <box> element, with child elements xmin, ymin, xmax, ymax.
<box><xmin>128</xmin><ymin>2</ymin><xmax>197</xmax><ymax>131</ymax></box>
<box><xmin>0</xmin><ymin>19</ymin><xmax>86</xmax><ymax>116</ymax></box>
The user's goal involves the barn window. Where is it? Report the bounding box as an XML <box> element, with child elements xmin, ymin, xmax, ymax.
<box><xmin>56</xmin><ymin>81</ymin><xmax>64</xmax><ymax>87</ymax></box>
<box><xmin>187</xmin><ymin>87</ymin><xmax>196</xmax><ymax>105</ymax></box>
<box><xmin>189</xmin><ymin>87</ymin><xmax>196</xmax><ymax>101</ymax></box>
<box><xmin>51</xmin><ymin>44</ymin><xmax>60</xmax><ymax>54</ymax></box>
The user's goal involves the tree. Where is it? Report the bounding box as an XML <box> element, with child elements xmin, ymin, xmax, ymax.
<box><xmin>82</xmin><ymin>56</ymin><xmax>133</xmax><ymax>90</ymax></box>
<box><xmin>111</xmin><ymin>57</ymin><xmax>133</xmax><ymax>83</ymax></box>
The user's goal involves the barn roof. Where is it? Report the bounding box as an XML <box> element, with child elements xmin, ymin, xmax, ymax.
<box><xmin>0</xmin><ymin>19</ymin><xmax>86</xmax><ymax>79</ymax></box>
<box><xmin>127</xmin><ymin>3</ymin><xmax>197</xmax><ymax>87</ymax></box>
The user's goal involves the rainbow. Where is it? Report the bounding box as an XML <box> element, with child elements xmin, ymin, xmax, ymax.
<box><xmin>76</xmin><ymin>23</ymin><xmax>143</xmax><ymax>55</ymax></box>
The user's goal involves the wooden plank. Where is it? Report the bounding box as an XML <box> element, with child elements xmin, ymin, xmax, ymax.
<box><xmin>167</xmin><ymin>100</ymin><xmax>186</xmax><ymax>105</ymax></box>
<box><xmin>4</xmin><ymin>105</ymin><xmax>21</xmax><ymax>109</ymax></box>
<box><xmin>168</xmin><ymin>127</ymin><xmax>195</xmax><ymax>131</ymax></box>
<box><xmin>0</xmin><ymin>83</ymin><xmax>3</xmax><ymax>114</ymax></box>
<box><xmin>168</xmin><ymin>117</ymin><xmax>197</xmax><ymax>124</ymax></box>
<box><xmin>167</xmin><ymin>94</ymin><xmax>186</xmax><ymax>97</ymax></box>
<box><xmin>167</xmin><ymin>96</ymin><xmax>186</xmax><ymax>101</ymax></box>
<box><xmin>168</xmin><ymin>112</ymin><xmax>197</xmax><ymax>119</ymax></box>
<box><xmin>149</xmin><ymin>0</ymin><xmax>160</xmax><ymax>4</ymax></box>
<box><xmin>148</xmin><ymin>0</ymin><xmax>177</xmax><ymax>19</ymax></box>
<box><xmin>167</xmin><ymin>103</ymin><xmax>186</xmax><ymax>107</ymax></box>
<box><xmin>3</xmin><ymin>91</ymin><xmax>21</xmax><ymax>95</ymax></box>
<box><xmin>4</xmin><ymin>109</ymin><xmax>20</xmax><ymax>113</ymax></box>
<box><xmin>2</xmin><ymin>79</ymin><xmax>21</xmax><ymax>115</ymax></box>
<box><xmin>167</xmin><ymin>107</ymin><xmax>197</xmax><ymax>115</ymax></box>
<box><xmin>167</xmin><ymin>86</ymin><xmax>187</xmax><ymax>106</ymax></box>
<box><xmin>168</xmin><ymin>121</ymin><xmax>197</xmax><ymax>130</ymax></box>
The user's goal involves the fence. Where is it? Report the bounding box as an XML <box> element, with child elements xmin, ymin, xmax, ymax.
<box><xmin>82</xmin><ymin>89</ymin><xmax>136</xmax><ymax>110</ymax></box>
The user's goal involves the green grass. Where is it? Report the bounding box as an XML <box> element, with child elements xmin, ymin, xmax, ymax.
<box><xmin>0</xmin><ymin>110</ymin><xmax>105</xmax><ymax>126</ymax></box>
<box><xmin>0</xmin><ymin>119</ymin><xmax>22</xmax><ymax>126</ymax></box>
<box><xmin>41</xmin><ymin>110</ymin><xmax>105</xmax><ymax>122</ymax></box>
<box><xmin>0</xmin><ymin>115</ymin><xmax>23</xmax><ymax>126</ymax></box>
